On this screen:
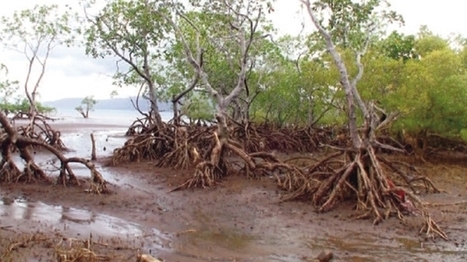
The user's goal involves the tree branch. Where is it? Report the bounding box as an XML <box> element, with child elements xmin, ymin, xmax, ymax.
<box><xmin>162</xmin><ymin>12</ymin><xmax>222</xmax><ymax>106</ymax></box>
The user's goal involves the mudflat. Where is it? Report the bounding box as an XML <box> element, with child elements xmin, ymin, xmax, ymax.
<box><xmin>1</xmin><ymin>122</ymin><xmax>467</xmax><ymax>261</ymax></box>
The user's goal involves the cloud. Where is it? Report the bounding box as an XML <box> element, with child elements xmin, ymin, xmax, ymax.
<box><xmin>46</xmin><ymin>45</ymin><xmax>121</xmax><ymax>78</ymax></box>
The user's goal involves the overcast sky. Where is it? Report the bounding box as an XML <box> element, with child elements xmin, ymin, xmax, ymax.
<box><xmin>1</xmin><ymin>0</ymin><xmax>466</xmax><ymax>102</ymax></box>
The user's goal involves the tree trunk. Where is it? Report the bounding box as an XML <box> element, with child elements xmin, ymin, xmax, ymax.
<box><xmin>27</xmin><ymin>95</ymin><xmax>38</xmax><ymax>134</ymax></box>
<box><xmin>90</xmin><ymin>133</ymin><xmax>97</xmax><ymax>161</ymax></box>
<box><xmin>145</xmin><ymin>80</ymin><xmax>164</xmax><ymax>129</ymax></box>
<box><xmin>78</xmin><ymin>110</ymin><xmax>87</xmax><ymax>119</ymax></box>
<box><xmin>302</xmin><ymin>2</ymin><xmax>362</xmax><ymax>149</ymax></box>
<box><xmin>172</xmin><ymin>97</ymin><xmax>183</xmax><ymax>125</ymax></box>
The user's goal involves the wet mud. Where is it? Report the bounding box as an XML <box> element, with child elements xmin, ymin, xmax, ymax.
<box><xmin>1</xmin><ymin>126</ymin><xmax>467</xmax><ymax>261</ymax></box>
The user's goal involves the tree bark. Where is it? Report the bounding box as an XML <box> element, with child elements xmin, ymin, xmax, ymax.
<box><xmin>146</xmin><ymin>82</ymin><xmax>164</xmax><ymax>128</ymax></box>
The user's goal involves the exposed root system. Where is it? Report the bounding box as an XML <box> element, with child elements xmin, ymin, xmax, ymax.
<box><xmin>110</xmin><ymin>122</ymin><xmax>196</xmax><ymax>166</ymax></box>
<box><xmin>0</xmin><ymin>112</ymin><xmax>108</xmax><ymax>194</ymax></box>
<box><xmin>164</xmin><ymin>117</ymin><xmax>447</xmax><ymax>239</ymax></box>
<box><xmin>15</xmin><ymin>114</ymin><xmax>67</xmax><ymax>150</ymax></box>
<box><xmin>157</xmin><ymin>127</ymin><xmax>203</xmax><ymax>169</ymax></box>
<box><xmin>109</xmin><ymin>114</ymin><xmax>451</xmax><ymax>240</ymax></box>
<box><xmin>111</xmin><ymin>116</ymin><xmax>342</xmax><ymax>168</ymax></box>
<box><xmin>278</xmin><ymin>145</ymin><xmax>446</xmax><ymax>240</ymax></box>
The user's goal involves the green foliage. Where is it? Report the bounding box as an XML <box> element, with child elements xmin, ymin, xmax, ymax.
<box><xmin>250</xmin><ymin>50</ymin><xmax>345</xmax><ymax>127</ymax></box>
<box><xmin>0</xmin><ymin>0</ymin><xmax>462</xmax><ymax>146</ymax></box>
<box><xmin>358</xmin><ymin>50</ymin><xmax>405</xmax><ymax>105</ymax></box>
<box><xmin>180</xmin><ymin>94</ymin><xmax>215</xmax><ymax>121</ymax></box>
<box><xmin>460</xmin><ymin>46</ymin><xmax>467</xmax><ymax>69</ymax></box>
<box><xmin>36</xmin><ymin>101</ymin><xmax>56</xmax><ymax>114</ymax></box>
<box><xmin>0</xmin><ymin>65</ymin><xmax>19</xmax><ymax>105</ymax></box>
<box><xmin>310</xmin><ymin>0</ymin><xmax>403</xmax><ymax>49</ymax></box>
<box><xmin>1</xmin><ymin>4</ymin><xmax>77</xmax><ymax>48</ymax></box>
<box><xmin>83</xmin><ymin>0</ymin><xmax>173</xmax><ymax>91</ymax></box>
<box><xmin>0</xmin><ymin>98</ymin><xmax>55</xmax><ymax>115</ymax></box>
<box><xmin>388</xmin><ymin>45</ymin><xmax>467</xmax><ymax>139</ymax></box>
<box><xmin>110</xmin><ymin>90</ymin><xmax>118</xmax><ymax>98</ymax></box>
<box><xmin>414</xmin><ymin>26</ymin><xmax>449</xmax><ymax>56</ymax></box>
<box><xmin>380</xmin><ymin>31</ymin><xmax>418</xmax><ymax>61</ymax></box>
<box><xmin>164</xmin><ymin>3</ymin><xmax>277</xmax><ymax>118</ymax></box>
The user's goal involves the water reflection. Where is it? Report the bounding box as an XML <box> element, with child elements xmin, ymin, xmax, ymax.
<box><xmin>0</xmin><ymin>197</ymin><xmax>156</xmax><ymax>238</ymax></box>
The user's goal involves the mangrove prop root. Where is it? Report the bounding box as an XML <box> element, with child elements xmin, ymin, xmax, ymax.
<box><xmin>171</xmin><ymin>162</ymin><xmax>222</xmax><ymax>191</ymax></box>
<box><xmin>0</xmin><ymin>112</ymin><xmax>108</xmax><ymax>193</ymax></box>
<box><xmin>402</xmin><ymin>189</ymin><xmax>448</xmax><ymax>240</ymax></box>
<box><xmin>112</xmin><ymin>119</ymin><xmax>448</xmax><ymax>239</ymax></box>
<box><xmin>15</xmin><ymin>114</ymin><xmax>67</xmax><ymax>150</ymax></box>
<box><xmin>111</xmin><ymin>121</ymin><xmax>343</xmax><ymax>168</ymax></box>
<box><xmin>110</xmin><ymin>123</ymin><xmax>183</xmax><ymax>165</ymax></box>
<box><xmin>378</xmin><ymin>157</ymin><xmax>441</xmax><ymax>193</ymax></box>
<box><xmin>157</xmin><ymin>127</ymin><xmax>201</xmax><ymax>169</ymax></box>
<box><xmin>279</xmin><ymin>145</ymin><xmax>447</xmax><ymax>240</ymax></box>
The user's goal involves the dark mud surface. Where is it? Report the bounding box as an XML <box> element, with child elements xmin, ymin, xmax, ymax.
<box><xmin>1</xmin><ymin>124</ymin><xmax>467</xmax><ymax>261</ymax></box>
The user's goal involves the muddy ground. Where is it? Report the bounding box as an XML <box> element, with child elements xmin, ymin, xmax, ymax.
<box><xmin>1</xmin><ymin>123</ymin><xmax>467</xmax><ymax>261</ymax></box>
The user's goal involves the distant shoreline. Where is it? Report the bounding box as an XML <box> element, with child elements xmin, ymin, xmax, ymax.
<box><xmin>12</xmin><ymin>119</ymin><xmax>129</xmax><ymax>133</ymax></box>
<box><xmin>10</xmin><ymin>109</ymin><xmax>176</xmax><ymax>134</ymax></box>
<box><xmin>43</xmin><ymin>96</ymin><xmax>172</xmax><ymax>112</ymax></box>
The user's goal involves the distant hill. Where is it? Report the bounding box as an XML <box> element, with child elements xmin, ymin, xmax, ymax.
<box><xmin>43</xmin><ymin>97</ymin><xmax>172</xmax><ymax>111</ymax></box>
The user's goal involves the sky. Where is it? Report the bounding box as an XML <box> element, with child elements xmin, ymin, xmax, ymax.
<box><xmin>0</xmin><ymin>0</ymin><xmax>466</xmax><ymax>102</ymax></box>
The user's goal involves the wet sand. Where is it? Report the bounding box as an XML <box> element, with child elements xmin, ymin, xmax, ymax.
<box><xmin>1</xmin><ymin>120</ymin><xmax>467</xmax><ymax>261</ymax></box>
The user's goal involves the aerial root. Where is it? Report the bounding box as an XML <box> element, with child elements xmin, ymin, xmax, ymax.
<box><xmin>421</xmin><ymin>215</ymin><xmax>448</xmax><ymax>241</ymax></box>
<box><xmin>110</xmin><ymin>134</ymin><xmax>164</xmax><ymax>165</ymax></box>
<box><xmin>402</xmin><ymin>189</ymin><xmax>448</xmax><ymax>240</ymax></box>
<box><xmin>114</xmin><ymin>121</ymin><xmax>336</xmax><ymax>168</ymax></box>
<box><xmin>170</xmin><ymin>161</ymin><xmax>222</xmax><ymax>191</ymax></box>
<box><xmin>0</xmin><ymin>159</ymin><xmax>22</xmax><ymax>183</ymax></box>
<box><xmin>157</xmin><ymin>144</ymin><xmax>200</xmax><ymax>169</ymax></box>
<box><xmin>276</xmin><ymin>144</ymin><xmax>448</xmax><ymax>239</ymax></box>
<box><xmin>87</xmin><ymin>169</ymin><xmax>108</xmax><ymax>194</ymax></box>
<box><xmin>0</xmin><ymin>111</ymin><xmax>109</xmax><ymax>192</ymax></box>
<box><xmin>15</xmin><ymin>115</ymin><xmax>67</xmax><ymax>150</ymax></box>
<box><xmin>378</xmin><ymin>157</ymin><xmax>442</xmax><ymax>193</ymax></box>
<box><xmin>59</xmin><ymin>158</ymin><xmax>109</xmax><ymax>194</ymax></box>
<box><xmin>157</xmin><ymin>127</ymin><xmax>201</xmax><ymax>169</ymax></box>
<box><xmin>108</xmin><ymin>119</ymin><xmax>449</xmax><ymax>240</ymax></box>
<box><xmin>22</xmin><ymin>159</ymin><xmax>50</xmax><ymax>183</ymax></box>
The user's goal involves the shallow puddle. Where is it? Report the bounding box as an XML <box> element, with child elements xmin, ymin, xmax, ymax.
<box><xmin>307</xmin><ymin>231</ymin><xmax>467</xmax><ymax>262</ymax></box>
<box><xmin>10</xmin><ymin>131</ymin><xmax>131</xmax><ymax>186</ymax></box>
<box><xmin>61</xmin><ymin>129</ymin><xmax>128</xmax><ymax>158</ymax></box>
<box><xmin>0</xmin><ymin>197</ymin><xmax>170</xmax><ymax>250</ymax></box>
